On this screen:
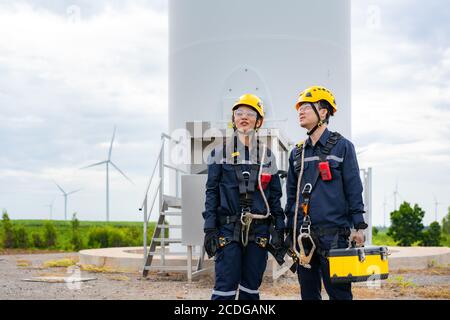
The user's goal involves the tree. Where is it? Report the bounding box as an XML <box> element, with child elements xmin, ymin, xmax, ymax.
<box><xmin>1</xmin><ymin>211</ymin><xmax>14</xmax><ymax>248</ymax></box>
<box><xmin>372</xmin><ymin>226</ymin><xmax>379</xmax><ymax>236</ymax></box>
<box><xmin>442</xmin><ymin>206</ymin><xmax>450</xmax><ymax>235</ymax></box>
<box><xmin>44</xmin><ymin>221</ymin><xmax>57</xmax><ymax>248</ymax></box>
<box><xmin>70</xmin><ymin>213</ymin><xmax>83</xmax><ymax>251</ymax></box>
<box><xmin>388</xmin><ymin>202</ymin><xmax>424</xmax><ymax>246</ymax></box>
<box><xmin>420</xmin><ymin>221</ymin><xmax>442</xmax><ymax>246</ymax></box>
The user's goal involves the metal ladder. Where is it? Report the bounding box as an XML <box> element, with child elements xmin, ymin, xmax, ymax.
<box><xmin>140</xmin><ymin>133</ymin><xmax>191</xmax><ymax>276</ymax></box>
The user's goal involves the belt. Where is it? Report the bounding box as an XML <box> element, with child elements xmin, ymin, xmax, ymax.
<box><xmin>218</xmin><ymin>215</ymin><xmax>271</xmax><ymax>226</ymax></box>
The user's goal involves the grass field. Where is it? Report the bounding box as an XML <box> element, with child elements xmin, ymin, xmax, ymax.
<box><xmin>0</xmin><ymin>219</ymin><xmax>158</xmax><ymax>251</ymax></box>
<box><xmin>1</xmin><ymin>220</ymin><xmax>448</xmax><ymax>252</ymax></box>
<box><xmin>372</xmin><ymin>228</ymin><xmax>450</xmax><ymax>247</ymax></box>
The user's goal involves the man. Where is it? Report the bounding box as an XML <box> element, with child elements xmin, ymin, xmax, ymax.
<box><xmin>285</xmin><ymin>86</ymin><xmax>367</xmax><ymax>300</ymax></box>
<box><xmin>202</xmin><ymin>94</ymin><xmax>285</xmax><ymax>300</ymax></box>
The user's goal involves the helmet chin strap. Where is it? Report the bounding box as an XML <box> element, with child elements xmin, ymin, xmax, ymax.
<box><xmin>307</xmin><ymin>103</ymin><xmax>325</xmax><ymax>136</ymax></box>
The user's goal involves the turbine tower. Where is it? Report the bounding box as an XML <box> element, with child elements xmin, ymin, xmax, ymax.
<box><xmin>54</xmin><ymin>182</ymin><xmax>80</xmax><ymax>221</ymax></box>
<box><xmin>81</xmin><ymin>126</ymin><xmax>133</xmax><ymax>222</ymax></box>
<box><xmin>433</xmin><ymin>195</ymin><xmax>440</xmax><ymax>222</ymax></box>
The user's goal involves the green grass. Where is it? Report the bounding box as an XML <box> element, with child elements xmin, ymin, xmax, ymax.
<box><xmin>372</xmin><ymin>229</ymin><xmax>398</xmax><ymax>246</ymax></box>
<box><xmin>373</xmin><ymin>228</ymin><xmax>450</xmax><ymax>247</ymax></box>
<box><xmin>0</xmin><ymin>219</ymin><xmax>158</xmax><ymax>251</ymax></box>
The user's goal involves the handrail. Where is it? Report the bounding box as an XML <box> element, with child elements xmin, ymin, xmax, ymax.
<box><xmin>139</xmin><ymin>141</ymin><xmax>164</xmax><ymax>211</ymax></box>
<box><xmin>145</xmin><ymin>178</ymin><xmax>161</xmax><ymax>224</ymax></box>
<box><xmin>139</xmin><ymin>133</ymin><xmax>185</xmax><ymax>211</ymax></box>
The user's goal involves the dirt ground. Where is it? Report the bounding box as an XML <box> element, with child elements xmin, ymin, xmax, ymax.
<box><xmin>0</xmin><ymin>251</ymin><xmax>449</xmax><ymax>300</ymax></box>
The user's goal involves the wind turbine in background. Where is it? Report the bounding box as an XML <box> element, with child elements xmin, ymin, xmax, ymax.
<box><xmin>433</xmin><ymin>195</ymin><xmax>441</xmax><ymax>222</ymax></box>
<box><xmin>81</xmin><ymin>126</ymin><xmax>134</xmax><ymax>222</ymax></box>
<box><xmin>393</xmin><ymin>181</ymin><xmax>399</xmax><ymax>211</ymax></box>
<box><xmin>44</xmin><ymin>199</ymin><xmax>54</xmax><ymax>220</ymax></box>
<box><xmin>54</xmin><ymin>182</ymin><xmax>81</xmax><ymax>221</ymax></box>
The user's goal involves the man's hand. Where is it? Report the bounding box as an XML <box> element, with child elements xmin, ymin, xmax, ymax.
<box><xmin>349</xmin><ymin>229</ymin><xmax>365</xmax><ymax>247</ymax></box>
<box><xmin>204</xmin><ymin>228</ymin><xmax>219</xmax><ymax>258</ymax></box>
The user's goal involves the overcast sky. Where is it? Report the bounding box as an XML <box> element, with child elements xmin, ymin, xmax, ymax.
<box><xmin>0</xmin><ymin>0</ymin><xmax>449</xmax><ymax>226</ymax></box>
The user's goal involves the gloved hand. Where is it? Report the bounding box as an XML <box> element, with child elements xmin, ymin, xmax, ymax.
<box><xmin>204</xmin><ymin>228</ymin><xmax>219</xmax><ymax>258</ymax></box>
<box><xmin>349</xmin><ymin>229</ymin><xmax>365</xmax><ymax>247</ymax></box>
<box><xmin>270</xmin><ymin>229</ymin><xmax>285</xmax><ymax>249</ymax></box>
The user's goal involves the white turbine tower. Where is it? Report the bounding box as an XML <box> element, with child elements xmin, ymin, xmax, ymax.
<box><xmin>81</xmin><ymin>126</ymin><xmax>133</xmax><ymax>222</ymax></box>
<box><xmin>54</xmin><ymin>182</ymin><xmax>81</xmax><ymax>221</ymax></box>
<box><xmin>433</xmin><ymin>195</ymin><xmax>441</xmax><ymax>222</ymax></box>
<box><xmin>44</xmin><ymin>199</ymin><xmax>54</xmax><ymax>220</ymax></box>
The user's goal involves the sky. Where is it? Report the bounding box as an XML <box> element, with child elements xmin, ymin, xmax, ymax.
<box><xmin>0</xmin><ymin>0</ymin><xmax>449</xmax><ymax>226</ymax></box>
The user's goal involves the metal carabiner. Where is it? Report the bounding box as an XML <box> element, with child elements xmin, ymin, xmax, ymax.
<box><xmin>297</xmin><ymin>232</ymin><xmax>316</xmax><ymax>269</ymax></box>
<box><xmin>302</xmin><ymin>183</ymin><xmax>313</xmax><ymax>196</ymax></box>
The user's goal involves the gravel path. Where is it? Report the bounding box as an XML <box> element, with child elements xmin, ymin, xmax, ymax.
<box><xmin>1</xmin><ymin>252</ymin><xmax>448</xmax><ymax>300</ymax></box>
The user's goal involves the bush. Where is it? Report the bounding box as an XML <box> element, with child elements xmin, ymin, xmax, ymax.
<box><xmin>442</xmin><ymin>207</ymin><xmax>450</xmax><ymax>235</ymax></box>
<box><xmin>13</xmin><ymin>226</ymin><xmax>29</xmax><ymax>248</ymax></box>
<box><xmin>372</xmin><ymin>226</ymin><xmax>379</xmax><ymax>236</ymax></box>
<box><xmin>388</xmin><ymin>202</ymin><xmax>424</xmax><ymax>246</ymax></box>
<box><xmin>88</xmin><ymin>227</ymin><xmax>136</xmax><ymax>248</ymax></box>
<box><xmin>108</xmin><ymin>229</ymin><xmax>127</xmax><ymax>247</ymax></box>
<box><xmin>1</xmin><ymin>211</ymin><xmax>14</xmax><ymax>248</ymax></box>
<box><xmin>420</xmin><ymin>221</ymin><xmax>442</xmax><ymax>246</ymax></box>
<box><xmin>44</xmin><ymin>221</ymin><xmax>58</xmax><ymax>247</ymax></box>
<box><xmin>32</xmin><ymin>233</ymin><xmax>44</xmax><ymax>248</ymax></box>
<box><xmin>88</xmin><ymin>227</ymin><xmax>110</xmax><ymax>248</ymax></box>
<box><xmin>70</xmin><ymin>213</ymin><xmax>83</xmax><ymax>251</ymax></box>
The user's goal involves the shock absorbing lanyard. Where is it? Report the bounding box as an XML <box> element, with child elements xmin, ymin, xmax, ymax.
<box><xmin>297</xmin><ymin>183</ymin><xmax>316</xmax><ymax>268</ymax></box>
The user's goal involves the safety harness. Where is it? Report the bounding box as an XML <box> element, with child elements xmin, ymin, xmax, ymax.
<box><xmin>218</xmin><ymin>135</ymin><xmax>275</xmax><ymax>249</ymax></box>
<box><xmin>291</xmin><ymin>131</ymin><xmax>346</xmax><ymax>269</ymax></box>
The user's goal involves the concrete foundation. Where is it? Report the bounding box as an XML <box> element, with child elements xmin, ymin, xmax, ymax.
<box><xmin>79</xmin><ymin>246</ymin><xmax>450</xmax><ymax>277</ymax></box>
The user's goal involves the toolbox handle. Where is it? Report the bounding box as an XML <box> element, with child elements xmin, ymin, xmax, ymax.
<box><xmin>349</xmin><ymin>240</ymin><xmax>366</xmax><ymax>262</ymax></box>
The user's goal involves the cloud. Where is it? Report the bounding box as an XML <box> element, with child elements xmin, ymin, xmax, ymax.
<box><xmin>352</xmin><ymin>0</ymin><xmax>450</xmax><ymax>226</ymax></box>
<box><xmin>0</xmin><ymin>1</ymin><xmax>168</xmax><ymax>221</ymax></box>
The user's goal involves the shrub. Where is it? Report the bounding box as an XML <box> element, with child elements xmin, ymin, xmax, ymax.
<box><xmin>44</xmin><ymin>221</ymin><xmax>58</xmax><ymax>247</ymax></box>
<box><xmin>372</xmin><ymin>226</ymin><xmax>379</xmax><ymax>236</ymax></box>
<box><xmin>32</xmin><ymin>233</ymin><xmax>44</xmax><ymax>248</ymax></box>
<box><xmin>420</xmin><ymin>222</ymin><xmax>442</xmax><ymax>246</ymax></box>
<box><xmin>70</xmin><ymin>213</ymin><xmax>83</xmax><ymax>251</ymax></box>
<box><xmin>88</xmin><ymin>227</ymin><xmax>110</xmax><ymax>248</ymax></box>
<box><xmin>13</xmin><ymin>226</ymin><xmax>29</xmax><ymax>248</ymax></box>
<box><xmin>1</xmin><ymin>211</ymin><xmax>14</xmax><ymax>248</ymax></box>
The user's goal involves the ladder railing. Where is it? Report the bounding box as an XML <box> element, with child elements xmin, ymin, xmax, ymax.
<box><xmin>139</xmin><ymin>133</ymin><xmax>187</xmax><ymax>276</ymax></box>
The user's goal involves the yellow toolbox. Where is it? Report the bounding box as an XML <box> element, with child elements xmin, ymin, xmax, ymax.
<box><xmin>328</xmin><ymin>246</ymin><xmax>389</xmax><ymax>283</ymax></box>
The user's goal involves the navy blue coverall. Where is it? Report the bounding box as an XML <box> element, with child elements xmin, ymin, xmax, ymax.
<box><xmin>203</xmin><ymin>137</ymin><xmax>285</xmax><ymax>300</ymax></box>
<box><xmin>285</xmin><ymin>128</ymin><xmax>366</xmax><ymax>300</ymax></box>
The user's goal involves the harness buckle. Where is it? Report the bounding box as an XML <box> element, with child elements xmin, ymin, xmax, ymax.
<box><xmin>218</xmin><ymin>236</ymin><xmax>230</xmax><ymax>248</ymax></box>
<box><xmin>256</xmin><ymin>237</ymin><xmax>268</xmax><ymax>248</ymax></box>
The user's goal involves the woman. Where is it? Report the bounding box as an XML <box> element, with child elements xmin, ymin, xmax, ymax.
<box><xmin>202</xmin><ymin>93</ymin><xmax>285</xmax><ymax>300</ymax></box>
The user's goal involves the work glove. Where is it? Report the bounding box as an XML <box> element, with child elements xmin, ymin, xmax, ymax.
<box><xmin>270</xmin><ymin>229</ymin><xmax>285</xmax><ymax>249</ymax></box>
<box><xmin>349</xmin><ymin>229</ymin><xmax>365</xmax><ymax>247</ymax></box>
<box><xmin>203</xmin><ymin>228</ymin><xmax>219</xmax><ymax>258</ymax></box>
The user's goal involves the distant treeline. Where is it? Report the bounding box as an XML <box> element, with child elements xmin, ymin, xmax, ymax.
<box><xmin>0</xmin><ymin>211</ymin><xmax>161</xmax><ymax>251</ymax></box>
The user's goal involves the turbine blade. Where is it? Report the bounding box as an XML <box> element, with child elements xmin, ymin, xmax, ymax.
<box><xmin>110</xmin><ymin>161</ymin><xmax>134</xmax><ymax>184</ymax></box>
<box><xmin>67</xmin><ymin>189</ymin><xmax>82</xmax><ymax>195</ymax></box>
<box><xmin>108</xmin><ymin>126</ymin><xmax>116</xmax><ymax>161</ymax></box>
<box><xmin>80</xmin><ymin>160</ymin><xmax>107</xmax><ymax>170</ymax></box>
<box><xmin>54</xmin><ymin>181</ymin><xmax>66</xmax><ymax>194</ymax></box>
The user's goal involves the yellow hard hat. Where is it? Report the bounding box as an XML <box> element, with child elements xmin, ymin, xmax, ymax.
<box><xmin>232</xmin><ymin>93</ymin><xmax>265</xmax><ymax>118</ymax></box>
<box><xmin>295</xmin><ymin>86</ymin><xmax>337</xmax><ymax>114</ymax></box>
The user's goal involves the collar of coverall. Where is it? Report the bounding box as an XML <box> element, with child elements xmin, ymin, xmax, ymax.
<box><xmin>305</xmin><ymin>127</ymin><xmax>331</xmax><ymax>148</ymax></box>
